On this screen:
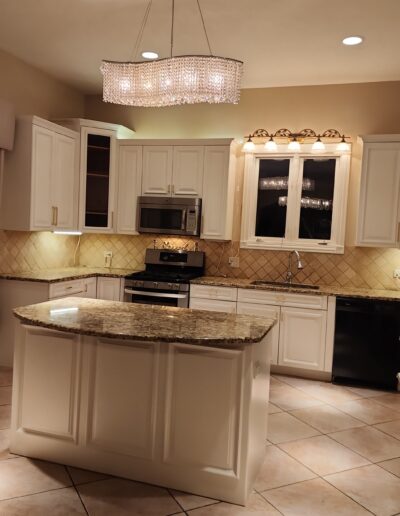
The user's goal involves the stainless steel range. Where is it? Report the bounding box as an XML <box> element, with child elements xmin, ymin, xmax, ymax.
<box><xmin>124</xmin><ymin>248</ymin><xmax>205</xmax><ymax>308</ymax></box>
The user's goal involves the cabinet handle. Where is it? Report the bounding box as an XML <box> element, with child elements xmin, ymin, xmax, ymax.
<box><xmin>171</xmin><ymin>184</ymin><xmax>175</xmax><ymax>194</ymax></box>
<box><xmin>55</xmin><ymin>207</ymin><xmax>58</xmax><ymax>226</ymax></box>
<box><xmin>51</xmin><ymin>207</ymin><xmax>56</xmax><ymax>226</ymax></box>
<box><xmin>167</xmin><ymin>184</ymin><xmax>171</xmax><ymax>194</ymax></box>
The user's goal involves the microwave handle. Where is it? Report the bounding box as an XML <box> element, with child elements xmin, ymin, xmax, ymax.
<box><xmin>181</xmin><ymin>208</ymin><xmax>187</xmax><ymax>230</ymax></box>
<box><xmin>124</xmin><ymin>289</ymin><xmax>188</xmax><ymax>299</ymax></box>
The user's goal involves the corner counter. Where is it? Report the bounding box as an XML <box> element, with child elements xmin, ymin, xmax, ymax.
<box><xmin>11</xmin><ymin>298</ymin><xmax>275</xmax><ymax>505</ymax></box>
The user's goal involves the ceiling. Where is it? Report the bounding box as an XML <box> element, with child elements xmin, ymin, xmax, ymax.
<box><xmin>0</xmin><ymin>0</ymin><xmax>399</xmax><ymax>94</ymax></box>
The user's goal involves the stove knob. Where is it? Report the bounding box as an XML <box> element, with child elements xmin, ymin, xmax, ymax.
<box><xmin>168</xmin><ymin>283</ymin><xmax>172</xmax><ymax>288</ymax></box>
<box><xmin>153</xmin><ymin>282</ymin><xmax>158</xmax><ymax>288</ymax></box>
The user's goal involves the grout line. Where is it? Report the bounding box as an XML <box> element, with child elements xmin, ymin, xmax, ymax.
<box><xmin>0</xmin><ymin>485</ymin><xmax>75</xmax><ymax>504</ymax></box>
<box><xmin>65</xmin><ymin>466</ymin><xmax>89</xmax><ymax>516</ymax></box>
<box><xmin>166</xmin><ymin>488</ymin><xmax>190</xmax><ymax>515</ymax></box>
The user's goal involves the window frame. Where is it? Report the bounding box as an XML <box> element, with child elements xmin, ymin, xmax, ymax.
<box><xmin>240</xmin><ymin>143</ymin><xmax>351</xmax><ymax>254</ymax></box>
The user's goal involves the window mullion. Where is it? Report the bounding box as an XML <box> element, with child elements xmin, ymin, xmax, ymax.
<box><xmin>284</xmin><ymin>156</ymin><xmax>301</xmax><ymax>242</ymax></box>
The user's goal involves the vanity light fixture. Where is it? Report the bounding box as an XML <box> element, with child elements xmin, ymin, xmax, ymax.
<box><xmin>342</xmin><ymin>35</ymin><xmax>363</xmax><ymax>46</ymax></box>
<box><xmin>242</xmin><ymin>128</ymin><xmax>350</xmax><ymax>153</ymax></box>
<box><xmin>101</xmin><ymin>0</ymin><xmax>243</xmax><ymax>107</ymax></box>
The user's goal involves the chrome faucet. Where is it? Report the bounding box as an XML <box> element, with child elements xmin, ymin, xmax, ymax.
<box><xmin>285</xmin><ymin>250</ymin><xmax>303</xmax><ymax>284</ymax></box>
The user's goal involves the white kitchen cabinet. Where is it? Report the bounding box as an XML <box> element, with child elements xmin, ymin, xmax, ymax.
<box><xmin>116</xmin><ymin>144</ymin><xmax>142</xmax><ymax>234</ymax></box>
<box><xmin>356</xmin><ymin>136</ymin><xmax>400</xmax><ymax>247</ymax></box>
<box><xmin>0</xmin><ymin>116</ymin><xmax>79</xmax><ymax>231</ymax></box>
<box><xmin>237</xmin><ymin>302</ymin><xmax>279</xmax><ymax>365</ymax></box>
<box><xmin>190</xmin><ymin>284</ymin><xmax>237</xmax><ymax>313</ymax></box>
<box><xmin>97</xmin><ymin>277</ymin><xmax>122</xmax><ymax>301</ymax></box>
<box><xmin>189</xmin><ymin>297</ymin><xmax>237</xmax><ymax>313</ymax></box>
<box><xmin>173</xmin><ymin>146</ymin><xmax>204</xmax><ymax>196</ymax></box>
<box><xmin>49</xmin><ymin>277</ymin><xmax>97</xmax><ymax>300</ymax></box>
<box><xmin>279</xmin><ymin>306</ymin><xmax>327</xmax><ymax>371</ymax></box>
<box><xmin>142</xmin><ymin>146</ymin><xmax>173</xmax><ymax>196</ymax></box>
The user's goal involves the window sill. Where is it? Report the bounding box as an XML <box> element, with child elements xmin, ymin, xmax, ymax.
<box><xmin>240</xmin><ymin>240</ymin><xmax>345</xmax><ymax>254</ymax></box>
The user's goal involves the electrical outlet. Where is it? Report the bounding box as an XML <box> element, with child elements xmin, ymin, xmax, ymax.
<box><xmin>393</xmin><ymin>268</ymin><xmax>400</xmax><ymax>279</ymax></box>
<box><xmin>229</xmin><ymin>256</ymin><xmax>240</xmax><ymax>268</ymax></box>
<box><xmin>104</xmin><ymin>251</ymin><xmax>113</xmax><ymax>268</ymax></box>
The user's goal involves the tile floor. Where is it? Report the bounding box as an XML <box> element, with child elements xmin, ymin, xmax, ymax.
<box><xmin>1</xmin><ymin>366</ymin><xmax>400</xmax><ymax>515</ymax></box>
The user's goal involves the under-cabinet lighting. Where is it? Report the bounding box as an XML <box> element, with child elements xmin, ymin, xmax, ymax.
<box><xmin>53</xmin><ymin>231</ymin><xmax>83</xmax><ymax>236</ymax></box>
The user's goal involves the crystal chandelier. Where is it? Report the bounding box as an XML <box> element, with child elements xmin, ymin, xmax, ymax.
<box><xmin>101</xmin><ymin>0</ymin><xmax>243</xmax><ymax>107</ymax></box>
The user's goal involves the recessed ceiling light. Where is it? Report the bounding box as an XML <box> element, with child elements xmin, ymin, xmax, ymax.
<box><xmin>141</xmin><ymin>51</ymin><xmax>159</xmax><ymax>60</ymax></box>
<box><xmin>342</xmin><ymin>36</ymin><xmax>363</xmax><ymax>46</ymax></box>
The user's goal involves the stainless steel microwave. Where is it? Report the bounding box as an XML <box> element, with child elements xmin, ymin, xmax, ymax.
<box><xmin>137</xmin><ymin>196</ymin><xmax>202</xmax><ymax>236</ymax></box>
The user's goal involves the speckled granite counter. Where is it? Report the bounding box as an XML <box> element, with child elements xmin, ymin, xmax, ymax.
<box><xmin>0</xmin><ymin>267</ymin><xmax>139</xmax><ymax>283</ymax></box>
<box><xmin>191</xmin><ymin>276</ymin><xmax>400</xmax><ymax>302</ymax></box>
<box><xmin>13</xmin><ymin>297</ymin><xmax>275</xmax><ymax>347</ymax></box>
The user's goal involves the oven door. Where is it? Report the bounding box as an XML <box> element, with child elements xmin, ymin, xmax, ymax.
<box><xmin>137</xmin><ymin>203</ymin><xmax>200</xmax><ymax>236</ymax></box>
<box><xmin>124</xmin><ymin>287</ymin><xmax>189</xmax><ymax>308</ymax></box>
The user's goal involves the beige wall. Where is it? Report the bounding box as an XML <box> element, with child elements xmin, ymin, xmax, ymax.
<box><xmin>0</xmin><ymin>48</ymin><xmax>84</xmax><ymax>118</ymax></box>
<box><xmin>0</xmin><ymin>49</ymin><xmax>84</xmax><ymax>272</ymax></box>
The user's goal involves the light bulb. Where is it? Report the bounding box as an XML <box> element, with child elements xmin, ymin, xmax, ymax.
<box><xmin>312</xmin><ymin>138</ymin><xmax>325</xmax><ymax>152</ymax></box>
<box><xmin>288</xmin><ymin>139</ymin><xmax>300</xmax><ymax>152</ymax></box>
<box><xmin>342</xmin><ymin>36</ymin><xmax>363</xmax><ymax>46</ymax></box>
<box><xmin>265</xmin><ymin>137</ymin><xmax>277</xmax><ymax>151</ymax></box>
<box><xmin>243</xmin><ymin>137</ymin><xmax>255</xmax><ymax>152</ymax></box>
<box><xmin>337</xmin><ymin>140</ymin><xmax>350</xmax><ymax>152</ymax></box>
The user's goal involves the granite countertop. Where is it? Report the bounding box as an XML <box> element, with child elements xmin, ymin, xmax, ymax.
<box><xmin>13</xmin><ymin>297</ymin><xmax>275</xmax><ymax>347</ymax></box>
<box><xmin>0</xmin><ymin>267</ymin><xmax>140</xmax><ymax>283</ymax></box>
<box><xmin>191</xmin><ymin>276</ymin><xmax>400</xmax><ymax>302</ymax></box>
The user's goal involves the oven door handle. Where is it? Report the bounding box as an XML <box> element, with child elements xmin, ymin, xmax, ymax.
<box><xmin>124</xmin><ymin>289</ymin><xmax>188</xmax><ymax>299</ymax></box>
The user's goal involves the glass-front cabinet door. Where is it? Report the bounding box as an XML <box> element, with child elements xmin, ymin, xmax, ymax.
<box><xmin>241</xmin><ymin>146</ymin><xmax>350</xmax><ymax>253</ymax></box>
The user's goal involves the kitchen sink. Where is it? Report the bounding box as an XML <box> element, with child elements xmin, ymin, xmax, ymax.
<box><xmin>251</xmin><ymin>280</ymin><xmax>320</xmax><ymax>290</ymax></box>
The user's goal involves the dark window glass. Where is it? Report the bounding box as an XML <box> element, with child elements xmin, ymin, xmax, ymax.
<box><xmin>255</xmin><ymin>159</ymin><xmax>290</xmax><ymax>238</ymax></box>
<box><xmin>85</xmin><ymin>134</ymin><xmax>111</xmax><ymax>228</ymax></box>
<box><xmin>298</xmin><ymin>158</ymin><xmax>336</xmax><ymax>240</ymax></box>
<box><xmin>140</xmin><ymin>208</ymin><xmax>183</xmax><ymax>231</ymax></box>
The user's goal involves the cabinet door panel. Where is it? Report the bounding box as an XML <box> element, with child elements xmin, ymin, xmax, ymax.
<box><xmin>96</xmin><ymin>277</ymin><xmax>122</xmax><ymax>301</ymax></box>
<box><xmin>201</xmin><ymin>146</ymin><xmax>230</xmax><ymax>239</ymax></box>
<box><xmin>237</xmin><ymin>302</ymin><xmax>279</xmax><ymax>365</ymax></box>
<box><xmin>86</xmin><ymin>339</ymin><xmax>159</xmax><ymax>459</ymax></box>
<box><xmin>279</xmin><ymin>307</ymin><xmax>326</xmax><ymax>371</ymax></box>
<box><xmin>357</xmin><ymin>143</ymin><xmax>400</xmax><ymax>246</ymax></box>
<box><xmin>173</xmin><ymin>146</ymin><xmax>204</xmax><ymax>196</ymax></box>
<box><xmin>52</xmin><ymin>133</ymin><xmax>77</xmax><ymax>230</ymax></box>
<box><xmin>18</xmin><ymin>327</ymin><xmax>80</xmax><ymax>440</ymax></box>
<box><xmin>163</xmin><ymin>343</ymin><xmax>242</xmax><ymax>472</ymax></box>
<box><xmin>31</xmin><ymin>126</ymin><xmax>53</xmax><ymax>229</ymax></box>
<box><xmin>142</xmin><ymin>147</ymin><xmax>173</xmax><ymax>196</ymax></box>
<box><xmin>190</xmin><ymin>297</ymin><xmax>237</xmax><ymax>313</ymax></box>
<box><xmin>117</xmin><ymin>145</ymin><xmax>142</xmax><ymax>234</ymax></box>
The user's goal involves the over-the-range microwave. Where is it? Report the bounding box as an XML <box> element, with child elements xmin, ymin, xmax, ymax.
<box><xmin>137</xmin><ymin>196</ymin><xmax>202</xmax><ymax>236</ymax></box>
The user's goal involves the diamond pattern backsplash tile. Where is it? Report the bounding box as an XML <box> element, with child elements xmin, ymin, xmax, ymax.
<box><xmin>78</xmin><ymin>234</ymin><xmax>400</xmax><ymax>291</ymax></box>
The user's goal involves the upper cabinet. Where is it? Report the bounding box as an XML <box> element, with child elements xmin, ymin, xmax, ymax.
<box><xmin>116</xmin><ymin>143</ymin><xmax>142</xmax><ymax>234</ymax></box>
<box><xmin>142</xmin><ymin>146</ymin><xmax>173</xmax><ymax>196</ymax></box>
<box><xmin>241</xmin><ymin>144</ymin><xmax>351</xmax><ymax>253</ymax></box>
<box><xmin>356</xmin><ymin>135</ymin><xmax>400</xmax><ymax>247</ymax></box>
<box><xmin>0</xmin><ymin>116</ymin><xmax>79</xmax><ymax>231</ymax></box>
<box><xmin>54</xmin><ymin>119</ymin><xmax>135</xmax><ymax>233</ymax></box>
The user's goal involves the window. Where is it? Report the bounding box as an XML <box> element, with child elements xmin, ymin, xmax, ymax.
<box><xmin>241</xmin><ymin>144</ymin><xmax>350</xmax><ymax>253</ymax></box>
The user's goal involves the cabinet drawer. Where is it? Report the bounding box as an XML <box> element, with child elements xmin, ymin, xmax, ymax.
<box><xmin>190</xmin><ymin>297</ymin><xmax>237</xmax><ymax>314</ymax></box>
<box><xmin>49</xmin><ymin>277</ymin><xmax>96</xmax><ymax>299</ymax></box>
<box><xmin>190</xmin><ymin>284</ymin><xmax>237</xmax><ymax>302</ymax></box>
<box><xmin>237</xmin><ymin>288</ymin><xmax>327</xmax><ymax>310</ymax></box>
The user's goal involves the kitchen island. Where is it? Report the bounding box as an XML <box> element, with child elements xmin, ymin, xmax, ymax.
<box><xmin>10</xmin><ymin>297</ymin><xmax>275</xmax><ymax>505</ymax></box>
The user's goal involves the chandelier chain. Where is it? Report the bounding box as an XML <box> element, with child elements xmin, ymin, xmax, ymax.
<box><xmin>170</xmin><ymin>0</ymin><xmax>175</xmax><ymax>57</ymax></box>
<box><xmin>197</xmin><ymin>0</ymin><xmax>213</xmax><ymax>55</ymax></box>
<box><xmin>130</xmin><ymin>0</ymin><xmax>153</xmax><ymax>61</ymax></box>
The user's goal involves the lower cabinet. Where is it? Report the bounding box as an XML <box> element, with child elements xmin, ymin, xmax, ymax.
<box><xmin>96</xmin><ymin>277</ymin><xmax>122</xmax><ymax>301</ymax></box>
<box><xmin>190</xmin><ymin>297</ymin><xmax>237</xmax><ymax>313</ymax></box>
<box><xmin>49</xmin><ymin>277</ymin><xmax>97</xmax><ymax>300</ymax></box>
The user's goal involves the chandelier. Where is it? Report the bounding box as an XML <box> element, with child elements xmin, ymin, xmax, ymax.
<box><xmin>243</xmin><ymin>128</ymin><xmax>350</xmax><ymax>152</ymax></box>
<box><xmin>101</xmin><ymin>0</ymin><xmax>243</xmax><ymax>107</ymax></box>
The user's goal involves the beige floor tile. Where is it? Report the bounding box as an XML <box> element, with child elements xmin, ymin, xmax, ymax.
<box><xmin>329</xmin><ymin>426</ymin><xmax>400</xmax><ymax>462</ymax></box>
<box><xmin>290</xmin><ymin>404</ymin><xmax>365</xmax><ymax>433</ymax></box>
<box><xmin>372</xmin><ymin>393</ymin><xmax>400</xmax><ymax>411</ymax></box>
<box><xmin>269</xmin><ymin>384</ymin><xmax>323</xmax><ymax>411</ymax></box>
<box><xmin>270</xmin><ymin>376</ymin><xmax>286</xmax><ymax>387</ymax></box>
<box><xmin>0</xmin><ymin>405</ymin><xmax>11</xmax><ymax>429</ymax></box>
<box><xmin>279</xmin><ymin>435</ymin><xmax>370</xmax><ymax>475</ymax></box>
<box><xmin>77</xmin><ymin>478</ymin><xmax>181</xmax><ymax>516</ymax></box>
<box><xmin>66</xmin><ymin>466</ymin><xmax>110</xmax><ymax>485</ymax></box>
<box><xmin>374</xmin><ymin>419</ymin><xmax>400</xmax><ymax>440</ymax></box>
<box><xmin>274</xmin><ymin>375</ymin><xmax>325</xmax><ymax>389</ymax></box>
<box><xmin>170</xmin><ymin>489</ymin><xmax>218</xmax><ymax>510</ymax></box>
<box><xmin>299</xmin><ymin>383</ymin><xmax>362</xmax><ymax>405</ymax></box>
<box><xmin>0</xmin><ymin>457</ymin><xmax>71</xmax><ymax>500</ymax></box>
<box><xmin>346</xmin><ymin>385</ymin><xmax>391</xmax><ymax>398</ymax></box>
<box><xmin>334</xmin><ymin>398</ymin><xmax>400</xmax><ymax>424</ymax></box>
<box><xmin>0</xmin><ymin>486</ymin><xmax>86</xmax><ymax>515</ymax></box>
<box><xmin>254</xmin><ymin>445</ymin><xmax>316</xmax><ymax>491</ymax></box>
<box><xmin>267</xmin><ymin>412</ymin><xmax>320</xmax><ymax>444</ymax></box>
<box><xmin>268</xmin><ymin>403</ymin><xmax>282</xmax><ymax>414</ymax></box>
<box><xmin>188</xmin><ymin>492</ymin><xmax>280</xmax><ymax>515</ymax></box>
<box><xmin>0</xmin><ymin>386</ymin><xmax>12</xmax><ymax>406</ymax></box>
<box><xmin>262</xmin><ymin>477</ymin><xmax>371</xmax><ymax>516</ymax></box>
<box><xmin>0</xmin><ymin>429</ymin><xmax>17</xmax><ymax>461</ymax></box>
<box><xmin>325</xmin><ymin>464</ymin><xmax>400</xmax><ymax>516</ymax></box>
<box><xmin>378</xmin><ymin>458</ymin><xmax>400</xmax><ymax>477</ymax></box>
<box><xmin>0</xmin><ymin>367</ymin><xmax>13</xmax><ymax>387</ymax></box>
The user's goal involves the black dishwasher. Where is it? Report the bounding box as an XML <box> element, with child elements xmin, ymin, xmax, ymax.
<box><xmin>332</xmin><ymin>297</ymin><xmax>400</xmax><ymax>390</ymax></box>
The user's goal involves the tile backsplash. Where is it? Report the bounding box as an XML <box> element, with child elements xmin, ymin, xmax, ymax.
<box><xmin>78</xmin><ymin>233</ymin><xmax>400</xmax><ymax>291</ymax></box>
